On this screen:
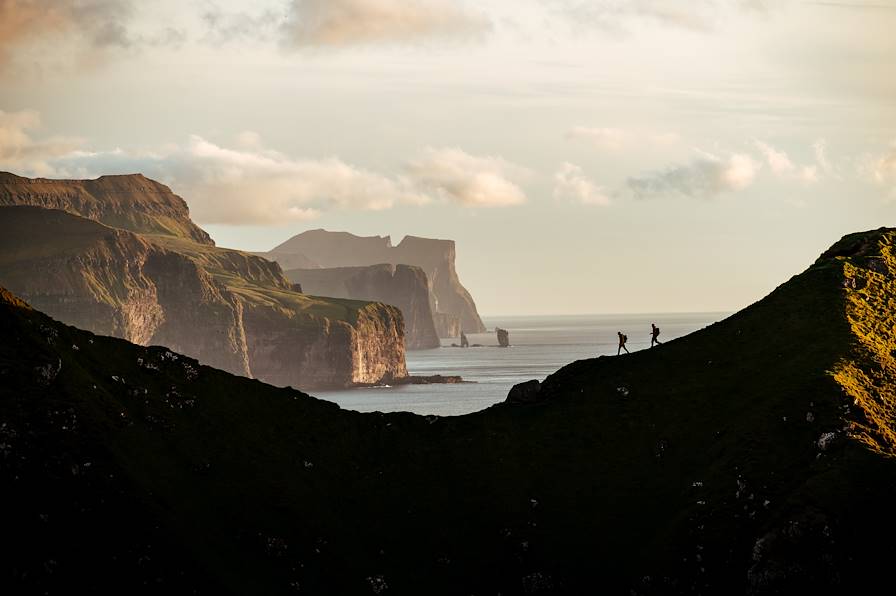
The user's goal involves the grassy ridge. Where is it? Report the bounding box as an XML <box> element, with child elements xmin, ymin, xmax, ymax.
<box><xmin>148</xmin><ymin>234</ymin><xmax>380</xmax><ymax>325</ymax></box>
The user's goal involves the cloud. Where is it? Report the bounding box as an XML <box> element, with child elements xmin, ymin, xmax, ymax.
<box><xmin>167</xmin><ymin>135</ymin><xmax>434</xmax><ymax>224</ymax></box>
<box><xmin>549</xmin><ymin>0</ymin><xmax>777</xmax><ymax>35</ymax></box>
<box><xmin>566</xmin><ymin>126</ymin><xmax>680</xmax><ymax>150</ymax></box>
<box><xmin>864</xmin><ymin>141</ymin><xmax>896</xmax><ymax>195</ymax></box>
<box><xmin>553</xmin><ymin>163</ymin><xmax>610</xmax><ymax>206</ymax></box>
<box><xmin>0</xmin><ymin>1</ymin><xmax>135</xmax><ymax>59</ymax></box>
<box><xmin>68</xmin><ymin>135</ymin><xmax>433</xmax><ymax>225</ymax></box>
<box><xmin>406</xmin><ymin>147</ymin><xmax>527</xmax><ymax>207</ymax></box>
<box><xmin>280</xmin><ymin>0</ymin><xmax>491</xmax><ymax>47</ymax></box>
<box><xmin>813</xmin><ymin>138</ymin><xmax>840</xmax><ymax>179</ymax></box>
<box><xmin>0</xmin><ymin>109</ymin><xmax>527</xmax><ymax>222</ymax></box>
<box><xmin>0</xmin><ymin>109</ymin><xmax>83</xmax><ymax>176</ymax></box>
<box><xmin>566</xmin><ymin>127</ymin><xmax>629</xmax><ymax>150</ymax></box>
<box><xmin>754</xmin><ymin>140</ymin><xmax>818</xmax><ymax>183</ymax></box>
<box><xmin>0</xmin><ymin>0</ymin><xmax>187</xmax><ymax>70</ymax></box>
<box><xmin>201</xmin><ymin>6</ymin><xmax>281</xmax><ymax>46</ymax></box>
<box><xmin>628</xmin><ymin>150</ymin><xmax>759</xmax><ymax>198</ymax></box>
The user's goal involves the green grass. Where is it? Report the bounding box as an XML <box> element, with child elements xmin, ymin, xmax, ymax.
<box><xmin>149</xmin><ymin>234</ymin><xmax>375</xmax><ymax>324</ymax></box>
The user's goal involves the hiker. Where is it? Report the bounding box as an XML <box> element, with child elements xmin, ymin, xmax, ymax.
<box><xmin>617</xmin><ymin>331</ymin><xmax>629</xmax><ymax>355</ymax></box>
<box><xmin>650</xmin><ymin>323</ymin><xmax>662</xmax><ymax>348</ymax></box>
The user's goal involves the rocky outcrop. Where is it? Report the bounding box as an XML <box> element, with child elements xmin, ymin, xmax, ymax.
<box><xmin>263</xmin><ymin>229</ymin><xmax>487</xmax><ymax>337</ymax></box>
<box><xmin>505</xmin><ymin>379</ymin><xmax>542</xmax><ymax>404</ymax></box>
<box><xmin>0</xmin><ymin>204</ymin><xmax>406</xmax><ymax>389</ymax></box>
<box><xmin>284</xmin><ymin>264</ymin><xmax>440</xmax><ymax>350</ymax></box>
<box><xmin>0</xmin><ymin>171</ymin><xmax>213</xmax><ymax>245</ymax></box>
<box><xmin>496</xmin><ymin>327</ymin><xmax>510</xmax><ymax>347</ymax></box>
<box><xmin>432</xmin><ymin>311</ymin><xmax>461</xmax><ymax>338</ymax></box>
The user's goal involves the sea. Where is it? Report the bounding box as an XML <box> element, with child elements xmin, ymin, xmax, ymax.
<box><xmin>316</xmin><ymin>312</ymin><xmax>728</xmax><ymax>417</ymax></box>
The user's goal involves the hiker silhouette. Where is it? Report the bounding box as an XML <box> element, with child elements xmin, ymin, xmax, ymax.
<box><xmin>617</xmin><ymin>331</ymin><xmax>629</xmax><ymax>355</ymax></box>
<box><xmin>650</xmin><ymin>323</ymin><xmax>662</xmax><ymax>348</ymax></box>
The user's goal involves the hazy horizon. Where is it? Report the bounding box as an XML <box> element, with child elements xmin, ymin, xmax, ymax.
<box><xmin>1</xmin><ymin>0</ymin><xmax>893</xmax><ymax>316</ymax></box>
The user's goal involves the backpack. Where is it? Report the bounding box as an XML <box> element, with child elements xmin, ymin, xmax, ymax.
<box><xmin>655</xmin><ymin>327</ymin><xmax>660</xmax><ymax>336</ymax></box>
<box><xmin>622</xmin><ymin>334</ymin><xmax>628</xmax><ymax>343</ymax></box>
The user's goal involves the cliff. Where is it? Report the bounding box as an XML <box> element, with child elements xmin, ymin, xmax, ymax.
<box><xmin>0</xmin><ymin>204</ymin><xmax>407</xmax><ymax>389</ymax></box>
<box><xmin>2</xmin><ymin>228</ymin><xmax>896</xmax><ymax>594</ymax></box>
<box><xmin>285</xmin><ymin>264</ymin><xmax>441</xmax><ymax>350</ymax></box>
<box><xmin>263</xmin><ymin>229</ymin><xmax>487</xmax><ymax>336</ymax></box>
<box><xmin>432</xmin><ymin>311</ymin><xmax>461</xmax><ymax>338</ymax></box>
<box><xmin>0</xmin><ymin>171</ymin><xmax>213</xmax><ymax>245</ymax></box>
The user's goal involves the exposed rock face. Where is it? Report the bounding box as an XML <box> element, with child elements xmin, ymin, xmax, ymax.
<box><xmin>496</xmin><ymin>327</ymin><xmax>510</xmax><ymax>347</ymax></box>
<box><xmin>0</xmin><ymin>204</ymin><xmax>407</xmax><ymax>389</ymax></box>
<box><xmin>433</xmin><ymin>311</ymin><xmax>461</xmax><ymax>338</ymax></box>
<box><xmin>285</xmin><ymin>264</ymin><xmax>440</xmax><ymax>350</ymax></box>
<box><xmin>262</xmin><ymin>229</ymin><xmax>486</xmax><ymax>337</ymax></box>
<box><xmin>240</xmin><ymin>299</ymin><xmax>406</xmax><ymax>388</ymax></box>
<box><xmin>0</xmin><ymin>171</ymin><xmax>213</xmax><ymax>245</ymax></box>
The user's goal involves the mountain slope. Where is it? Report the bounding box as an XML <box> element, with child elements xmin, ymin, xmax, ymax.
<box><xmin>0</xmin><ymin>171</ymin><xmax>213</xmax><ymax>245</ymax></box>
<box><xmin>2</xmin><ymin>228</ymin><xmax>896</xmax><ymax>595</ymax></box>
<box><xmin>0</xmin><ymin>205</ymin><xmax>407</xmax><ymax>388</ymax></box>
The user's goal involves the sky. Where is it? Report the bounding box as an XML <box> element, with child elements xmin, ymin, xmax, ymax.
<box><xmin>1</xmin><ymin>0</ymin><xmax>894</xmax><ymax>316</ymax></box>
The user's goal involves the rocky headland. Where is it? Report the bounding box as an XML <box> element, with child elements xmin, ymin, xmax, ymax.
<box><xmin>0</xmin><ymin>173</ymin><xmax>408</xmax><ymax>389</ymax></box>
<box><xmin>259</xmin><ymin>229</ymin><xmax>486</xmax><ymax>337</ymax></box>
<box><xmin>285</xmin><ymin>264</ymin><xmax>440</xmax><ymax>350</ymax></box>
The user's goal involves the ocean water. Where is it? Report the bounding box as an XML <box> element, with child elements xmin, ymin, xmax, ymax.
<box><xmin>316</xmin><ymin>312</ymin><xmax>728</xmax><ymax>416</ymax></box>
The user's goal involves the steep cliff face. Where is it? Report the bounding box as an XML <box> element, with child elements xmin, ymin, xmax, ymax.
<box><xmin>0</xmin><ymin>171</ymin><xmax>213</xmax><ymax>245</ymax></box>
<box><xmin>0</xmin><ymin>206</ymin><xmax>165</xmax><ymax>345</ymax></box>
<box><xmin>0</xmin><ymin>205</ymin><xmax>406</xmax><ymax>389</ymax></box>
<box><xmin>142</xmin><ymin>250</ymin><xmax>252</xmax><ymax>376</ymax></box>
<box><xmin>432</xmin><ymin>311</ymin><xmax>461</xmax><ymax>338</ymax></box>
<box><xmin>266</xmin><ymin>229</ymin><xmax>486</xmax><ymax>336</ymax></box>
<box><xmin>286</xmin><ymin>264</ymin><xmax>440</xmax><ymax>349</ymax></box>
<box><xmin>395</xmin><ymin>235</ymin><xmax>484</xmax><ymax>335</ymax></box>
<box><xmin>4</xmin><ymin>228</ymin><xmax>896</xmax><ymax>595</ymax></box>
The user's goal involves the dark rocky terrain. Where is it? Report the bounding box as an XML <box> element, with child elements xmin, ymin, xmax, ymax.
<box><xmin>261</xmin><ymin>229</ymin><xmax>486</xmax><ymax>337</ymax></box>
<box><xmin>285</xmin><ymin>264</ymin><xmax>440</xmax><ymax>350</ymax></box>
<box><xmin>0</xmin><ymin>174</ymin><xmax>408</xmax><ymax>389</ymax></box>
<box><xmin>2</xmin><ymin>227</ymin><xmax>896</xmax><ymax>594</ymax></box>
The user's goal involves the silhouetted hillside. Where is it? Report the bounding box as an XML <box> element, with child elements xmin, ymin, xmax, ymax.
<box><xmin>2</xmin><ymin>228</ymin><xmax>896</xmax><ymax>595</ymax></box>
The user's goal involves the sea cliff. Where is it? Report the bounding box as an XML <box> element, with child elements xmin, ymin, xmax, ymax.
<box><xmin>285</xmin><ymin>264</ymin><xmax>440</xmax><ymax>350</ymax></box>
<box><xmin>0</xmin><ymin>173</ymin><xmax>409</xmax><ymax>389</ymax></box>
<box><xmin>261</xmin><ymin>229</ymin><xmax>486</xmax><ymax>337</ymax></box>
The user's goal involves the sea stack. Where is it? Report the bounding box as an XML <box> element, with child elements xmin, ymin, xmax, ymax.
<box><xmin>496</xmin><ymin>327</ymin><xmax>510</xmax><ymax>347</ymax></box>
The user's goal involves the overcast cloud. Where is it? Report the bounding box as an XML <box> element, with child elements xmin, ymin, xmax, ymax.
<box><xmin>628</xmin><ymin>151</ymin><xmax>760</xmax><ymax>199</ymax></box>
<box><xmin>280</xmin><ymin>0</ymin><xmax>491</xmax><ymax>47</ymax></box>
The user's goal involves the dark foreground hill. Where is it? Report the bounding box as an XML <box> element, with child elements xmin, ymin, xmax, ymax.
<box><xmin>2</xmin><ymin>228</ymin><xmax>896</xmax><ymax>595</ymax></box>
